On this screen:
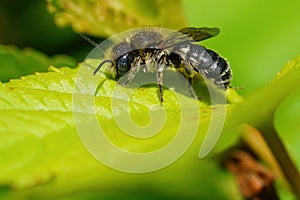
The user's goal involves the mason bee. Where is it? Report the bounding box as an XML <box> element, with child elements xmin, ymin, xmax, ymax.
<box><xmin>92</xmin><ymin>27</ymin><xmax>232</xmax><ymax>102</ymax></box>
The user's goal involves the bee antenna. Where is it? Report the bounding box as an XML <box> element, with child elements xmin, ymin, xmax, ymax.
<box><xmin>80</xmin><ymin>33</ymin><xmax>106</xmax><ymax>52</ymax></box>
<box><xmin>93</xmin><ymin>60</ymin><xmax>113</xmax><ymax>75</ymax></box>
<box><xmin>80</xmin><ymin>33</ymin><xmax>99</xmax><ymax>46</ymax></box>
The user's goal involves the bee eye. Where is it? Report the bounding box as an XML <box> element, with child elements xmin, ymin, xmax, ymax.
<box><xmin>116</xmin><ymin>54</ymin><xmax>131</xmax><ymax>77</ymax></box>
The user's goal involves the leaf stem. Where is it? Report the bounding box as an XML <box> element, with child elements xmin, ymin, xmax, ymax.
<box><xmin>258</xmin><ymin>121</ymin><xmax>300</xmax><ymax>198</ymax></box>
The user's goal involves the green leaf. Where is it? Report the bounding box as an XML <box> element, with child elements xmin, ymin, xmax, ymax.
<box><xmin>46</xmin><ymin>0</ymin><xmax>187</xmax><ymax>37</ymax></box>
<box><xmin>1</xmin><ymin>44</ymin><xmax>299</xmax><ymax>199</ymax></box>
<box><xmin>0</xmin><ymin>65</ymin><xmax>240</xmax><ymax>199</ymax></box>
<box><xmin>0</xmin><ymin>44</ymin><xmax>76</xmax><ymax>82</ymax></box>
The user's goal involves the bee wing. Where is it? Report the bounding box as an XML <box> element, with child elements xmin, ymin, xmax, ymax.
<box><xmin>161</xmin><ymin>27</ymin><xmax>220</xmax><ymax>49</ymax></box>
<box><xmin>179</xmin><ymin>27</ymin><xmax>220</xmax><ymax>41</ymax></box>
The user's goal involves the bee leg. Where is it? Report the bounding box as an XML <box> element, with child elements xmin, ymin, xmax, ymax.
<box><xmin>187</xmin><ymin>77</ymin><xmax>196</xmax><ymax>98</ymax></box>
<box><xmin>157</xmin><ymin>71</ymin><xmax>164</xmax><ymax>102</ymax></box>
<box><xmin>157</xmin><ymin>58</ymin><xmax>165</xmax><ymax>102</ymax></box>
<box><xmin>123</xmin><ymin>57</ymin><xmax>140</xmax><ymax>86</ymax></box>
<box><xmin>181</xmin><ymin>63</ymin><xmax>196</xmax><ymax>98</ymax></box>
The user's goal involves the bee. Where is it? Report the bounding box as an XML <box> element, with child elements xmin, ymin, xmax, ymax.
<box><xmin>92</xmin><ymin>27</ymin><xmax>232</xmax><ymax>102</ymax></box>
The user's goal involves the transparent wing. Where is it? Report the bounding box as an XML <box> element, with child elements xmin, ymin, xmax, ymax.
<box><xmin>178</xmin><ymin>27</ymin><xmax>220</xmax><ymax>41</ymax></box>
<box><xmin>161</xmin><ymin>27</ymin><xmax>220</xmax><ymax>49</ymax></box>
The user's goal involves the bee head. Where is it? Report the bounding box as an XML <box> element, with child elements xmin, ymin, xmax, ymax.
<box><xmin>116</xmin><ymin>53</ymin><xmax>132</xmax><ymax>78</ymax></box>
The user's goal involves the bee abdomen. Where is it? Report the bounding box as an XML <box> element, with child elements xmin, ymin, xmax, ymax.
<box><xmin>173</xmin><ymin>43</ymin><xmax>232</xmax><ymax>89</ymax></box>
<box><xmin>204</xmin><ymin>49</ymin><xmax>232</xmax><ymax>89</ymax></box>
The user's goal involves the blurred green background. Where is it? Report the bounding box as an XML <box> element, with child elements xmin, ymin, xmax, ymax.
<box><xmin>0</xmin><ymin>0</ymin><xmax>299</xmax><ymax>198</ymax></box>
